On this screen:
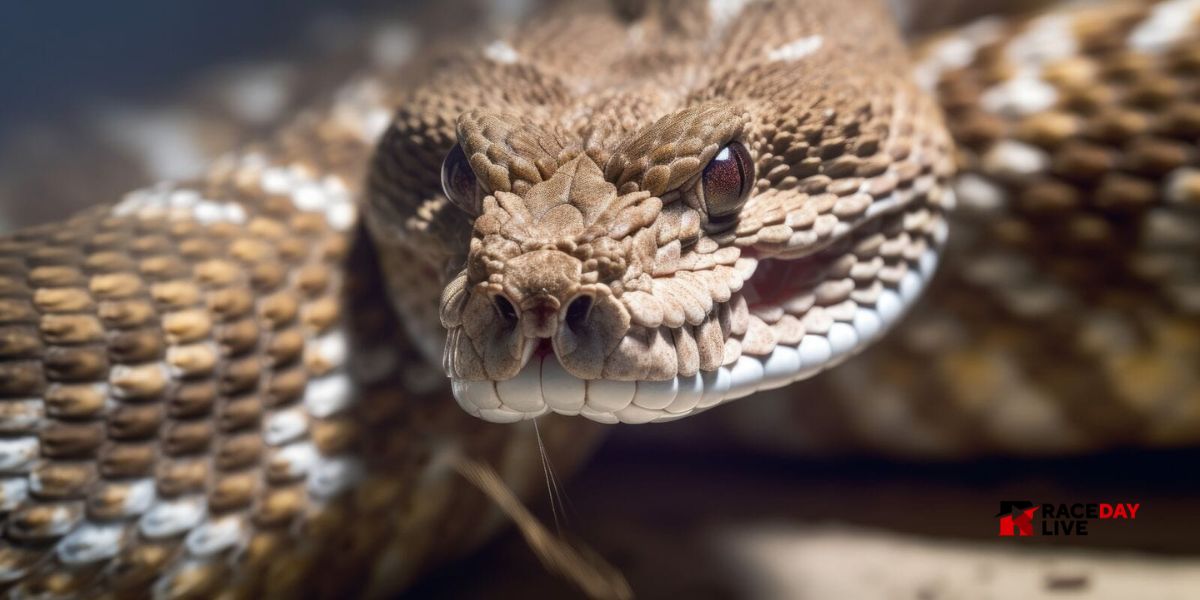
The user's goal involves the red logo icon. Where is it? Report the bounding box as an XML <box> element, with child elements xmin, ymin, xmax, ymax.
<box><xmin>997</xmin><ymin>501</ymin><xmax>1039</xmax><ymax>536</ymax></box>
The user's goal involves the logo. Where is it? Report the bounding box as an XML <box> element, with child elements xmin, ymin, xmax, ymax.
<box><xmin>995</xmin><ymin>501</ymin><xmax>1140</xmax><ymax>536</ymax></box>
<box><xmin>996</xmin><ymin>501</ymin><xmax>1039</xmax><ymax>536</ymax></box>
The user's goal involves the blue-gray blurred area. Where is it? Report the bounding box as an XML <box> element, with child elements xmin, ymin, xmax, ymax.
<box><xmin>0</xmin><ymin>0</ymin><xmax>397</xmax><ymax>136</ymax></box>
<box><xmin>0</xmin><ymin>0</ymin><xmax>425</xmax><ymax>231</ymax></box>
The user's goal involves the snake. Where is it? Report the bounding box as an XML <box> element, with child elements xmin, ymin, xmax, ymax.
<box><xmin>0</xmin><ymin>0</ymin><xmax>1197</xmax><ymax>597</ymax></box>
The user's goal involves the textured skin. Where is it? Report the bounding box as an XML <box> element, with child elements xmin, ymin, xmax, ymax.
<box><xmin>367</xmin><ymin>0</ymin><xmax>956</xmax><ymax>423</ymax></box>
<box><xmin>0</xmin><ymin>33</ymin><xmax>605</xmax><ymax>597</ymax></box>
<box><xmin>0</xmin><ymin>0</ymin><xmax>1198</xmax><ymax>597</ymax></box>
<box><xmin>715</xmin><ymin>0</ymin><xmax>1200</xmax><ymax>458</ymax></box>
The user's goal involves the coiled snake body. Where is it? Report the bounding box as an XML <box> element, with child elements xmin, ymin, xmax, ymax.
<box><xmin>0</xmin><ymin>0</ymin><xmax>1197</xmax><ymax>596</ymax></box>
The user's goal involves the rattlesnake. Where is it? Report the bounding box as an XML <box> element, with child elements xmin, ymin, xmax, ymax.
<box><xmin>0</xmin><ymin>0</ymin><xmax>1197</xmax><ymax>597</ymax></box>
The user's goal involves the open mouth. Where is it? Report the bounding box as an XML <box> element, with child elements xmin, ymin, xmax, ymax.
<box><xmin>450</xmin><ymin>214</ymin><xmax>945</xmax><ymax>424</ymax></box>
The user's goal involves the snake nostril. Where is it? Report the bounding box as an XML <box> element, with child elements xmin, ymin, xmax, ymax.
<box><xmin>493</xmin><ymin>294</ymin><xmax>518</xmax><ymax>323</ymax></box>
<box><xmin>564</xmin><ymin>294</ymin><xmax>593</xmax><ymax>330</ymax></box>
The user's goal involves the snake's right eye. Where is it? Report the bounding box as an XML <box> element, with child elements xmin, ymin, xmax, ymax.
<box><xmin>441</xmin><ymin>144</ymin><xmax>481</xmax><ymax>215</ymax></box>
<box><xmin>701</xmin><ymin>141</ymin><xmax>754</xmax><ymax>221</ymax></box>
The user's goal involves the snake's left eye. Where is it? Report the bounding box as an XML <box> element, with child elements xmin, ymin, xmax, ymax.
<box><xmin>441</xmin><ymin>143</ymin><xmax>481</xmax><ymax>215</ymax></box>
<box><xmin>701</xmin><ymin>141</ymin><xmax>754</xmax><ymax>221</ymax></box>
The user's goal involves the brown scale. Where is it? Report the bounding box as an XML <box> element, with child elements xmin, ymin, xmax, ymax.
<box><xmin>721</xmin><ymin>0</ymin><xmax>1200</xmax><ymax>457</ymax></box>
<box><xmin>942</xmin><ymin>2</ymin><xmax>1198</xmax><ymax>311</ymax></box>
<box><xmin>0</xmin><ymin>169</ymin><xmax>383</xmax><ymax>595</ymax></box>
<box><xmin>6</xmin><ymin>125</ymin><xmax>598</xmax><ymax>598</ymax></box>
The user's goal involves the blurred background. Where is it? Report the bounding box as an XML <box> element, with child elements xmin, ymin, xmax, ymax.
<box><xmin>0</xmin><ymin>0</ymin><xmax>402</xmax><ymax>229</ymax></box>
<box><xmin>2</xmin><ymin>1</ymin><xmax>1199</xmax><ymax>598</ymax></box>
<box><xmin>0</xmin><ymin>0</ymin><xmax>360</xmax><ymax>131</ymax></box>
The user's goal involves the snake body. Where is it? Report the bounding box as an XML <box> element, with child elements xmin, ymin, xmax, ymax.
<box><xmin>0</xmin><ymin>0</ymin><xmax>1198</xmax><ymax>597</ymax></box>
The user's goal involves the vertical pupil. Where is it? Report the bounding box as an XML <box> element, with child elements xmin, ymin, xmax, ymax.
<box><xmin>733</xmin><ymin>144</ymin><xmax>750</xmax><ymax>198</ymax></box>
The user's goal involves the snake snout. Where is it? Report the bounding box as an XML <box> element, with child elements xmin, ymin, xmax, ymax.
<box><xmin>501</xmin><ymin>249</ymin><xmax>584</xmax><ymax>339</ymax></box>
<box><xmin>519</xmin><ymin>295</ymin><xmax>560</xmax><ymax>338</ymax></box>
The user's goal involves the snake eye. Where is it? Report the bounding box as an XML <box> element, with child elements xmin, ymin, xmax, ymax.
<box><xmin>441</xmin><ymin>143</ymin><xmax>480</xmax><ymax>215</ymax></box>
<box><xmin>701</xmin><ymin>141</ymin><xmax>754</xmax><ymax>221</ymax></box>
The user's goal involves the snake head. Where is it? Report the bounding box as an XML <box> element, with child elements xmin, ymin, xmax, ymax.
<box><xmin>436</xmin><ymin>105</ymin><xmax>764</xmax><ymax>421</ymax></box>
<box><xmin>367</xmin><ymin>48</ymin><xmax>953</xmax><ymax>425</ymax></box>
<box><xmin>441</xmin><ymin>144</ymin><xmax>655</xmax><ymax>385</ymax></box>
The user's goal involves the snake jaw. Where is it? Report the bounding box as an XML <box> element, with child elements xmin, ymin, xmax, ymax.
<box><xmin>449</xmin><ymin>223</ymin><xmax>946</xmax><ymax>424</ymax></box>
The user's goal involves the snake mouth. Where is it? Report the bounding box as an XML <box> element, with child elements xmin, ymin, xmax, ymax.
<box><xmin>450</xmin><ymin>216</ymin><xmax>946</xmax><ymax>424</ymax></box>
